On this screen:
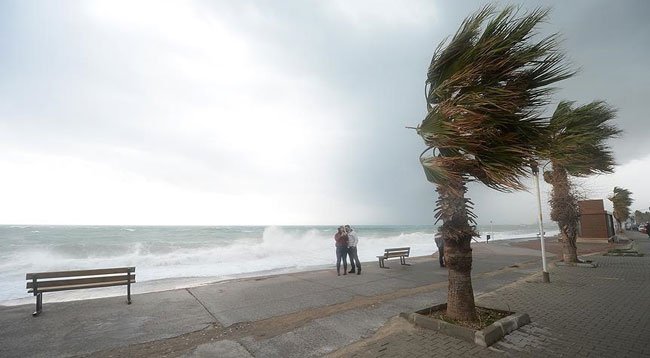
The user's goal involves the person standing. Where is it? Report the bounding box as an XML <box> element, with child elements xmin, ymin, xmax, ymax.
<box><xmin>434</xmin><ymin>235</ymin><xmax>445</xmax><ymax>267</ymax></box>
<box><xmin>345</xmin><ymin>225</ymin><xmax>361</xmax><ymax>275</ymax></box>
<box><xmin>334</xmin><ymin>226</ymin><xmax>349</xmax><ymax>276</ymax></box>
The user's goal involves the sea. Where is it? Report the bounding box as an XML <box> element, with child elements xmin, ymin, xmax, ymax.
<box><xmin>0</xmin><ymin>224</ymin><xmax>557</xmax><ymax>305</ymax></box>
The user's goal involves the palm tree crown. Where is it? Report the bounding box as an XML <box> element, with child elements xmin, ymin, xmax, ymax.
<box><xmin>418</xmin><ymin>5</ymin><xmax>574</xmax><ymax>195</ymax></box>
<box><xmin>609</xmin><ymin>186</ymin><xmax>633</xmax><ymax>226</ymax></box>
<box><xmin>544</xmin><ymin>100</ymin><xmax>621</xmax><ymax>176</ymax></box>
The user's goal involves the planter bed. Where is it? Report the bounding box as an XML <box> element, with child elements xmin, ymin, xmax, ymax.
<box><xmin>401</xmin><ymin>303</ymin><xmax>530</xmax><ymax>347</ymax></box>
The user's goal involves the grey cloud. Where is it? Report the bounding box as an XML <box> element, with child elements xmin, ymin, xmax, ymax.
<box><xmin>0</xmin><ymin>0</ymin><xmax>647</xmax><ymax>225</ymax></box>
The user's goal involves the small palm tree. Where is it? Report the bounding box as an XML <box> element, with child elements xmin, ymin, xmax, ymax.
<box><xmin>609</xmin><ymin>187</ymin><xmax>633</xmax><ymax>233</ymax></box>
<box><xmin>417</xmin><ymin>5</ymin><xmax>572</xmax><ymax>321</ymax></box>
<box><xmin>541</xmin><ymin>101</ymin><xmax>620</xmax><ymax>262</ymax></box>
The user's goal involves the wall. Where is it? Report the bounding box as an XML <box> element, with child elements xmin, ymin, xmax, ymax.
<box><xmin>578</xmin><ymin>199</ymin><xmax>612</xmax><ymax>239</ymax></box>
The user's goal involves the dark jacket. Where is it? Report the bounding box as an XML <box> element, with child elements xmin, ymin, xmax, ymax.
<box><xmin>335</xmin><ymin>232</ymin><xmax>349</xmax><ymax>247</ymax></box>
<box><xmin>434</xmin><ymin>236</ymin><xmax>444</xmax><ymax>248</ymax></box>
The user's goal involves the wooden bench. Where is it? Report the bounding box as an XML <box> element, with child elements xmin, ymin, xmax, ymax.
<box><xmin>377</xmin><ymin>247</ymin><xmax>411</xmax><ymax>268</ymax></box>
<box><xmin>26</xmin><ymin>267</ymin><xmax>135</xmax><ymax>316</ymax></box>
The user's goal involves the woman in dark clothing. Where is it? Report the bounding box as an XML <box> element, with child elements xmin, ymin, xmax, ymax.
<box><xmin>334</xmin><ymin>226</ymin><xmax>349</xmax><ymax>276</ymax></box>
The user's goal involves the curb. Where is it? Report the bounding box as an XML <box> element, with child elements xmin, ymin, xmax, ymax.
<box><xmin>555</xmin><ymin>261</ymin><xmax>599</xmax><ymax>268</ymax></box>
<box><xmin>402</xmin><ymin>304</ymin><xmax>530</xmax><ymax>347</ymax></box>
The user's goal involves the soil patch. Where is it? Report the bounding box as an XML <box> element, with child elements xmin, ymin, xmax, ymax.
<box><xmin>424</xmin><ymin>306</ymin><xmax>510</xmax><ymax>330</ymax></box>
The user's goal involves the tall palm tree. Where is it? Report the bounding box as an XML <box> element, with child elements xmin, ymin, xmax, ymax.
<box><xmin>609</xmin><ymin>187</ymin><xmax>633</xmax><ymax>232</ymax></box>
<box><xmin>542</xmin><ymin>101</ymin><xmax>620</xmax><ymax>262</ymax></box>
<box><xmin>417</xmin><ymin>5</ymin><xmax>572</xmax><ymax>321</ymax></box>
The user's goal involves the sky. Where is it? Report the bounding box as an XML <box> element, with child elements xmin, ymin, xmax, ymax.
<box><xmin>0</xmin><ymin>0</ymin><xmax>648</xmax><ymax>226</ymax></box>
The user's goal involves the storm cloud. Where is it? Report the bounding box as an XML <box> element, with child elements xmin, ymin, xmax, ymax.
<box><xmin>0</xmin><ymin>0</ymin><xmax>648</xmax><ymax>225</ymax></box>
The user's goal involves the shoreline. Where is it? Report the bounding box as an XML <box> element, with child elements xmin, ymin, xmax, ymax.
<box><xmin>0</xmin><ymin>235</ymin><xmax>558</xmax><ymax>307</ymax></box>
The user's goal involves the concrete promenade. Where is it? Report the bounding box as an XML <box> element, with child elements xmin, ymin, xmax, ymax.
<box><xmin>0</xmin><ymin>233</ymin><xmax>647</xmax><ymax>357</ymax></box>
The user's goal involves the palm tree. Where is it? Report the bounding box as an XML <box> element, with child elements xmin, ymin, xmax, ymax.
<box><xmin>609</xmin><ymin>187</ymin><xmax>633</xmax><ymax>232</ymax></box>
<box><xmin>542</xmin><ymin>101</ymin><xmax>620</xmax><ymax>262</ymax></box>
<box><xmin>416</xmin><ymin>5</ymin><xmax>572</xmax><ymax>321</ymax></box>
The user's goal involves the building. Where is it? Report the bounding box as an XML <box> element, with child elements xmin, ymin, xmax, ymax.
<box><xmin>578</xmin><ymin>199</ymin><xmax>615</xmax><ymax>241</ymax></box>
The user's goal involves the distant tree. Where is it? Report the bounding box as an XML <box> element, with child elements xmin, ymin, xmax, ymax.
<box><xmin>609</xmin><ymin>187</ymin><xmax>633</xmax><ymax>232</ymax></box>
<box><xmin>541</xmin><ymin>101</ymin><xmax>620</xmax><ymax>263</ymax></box>
<box><xmin>634</xmin><ymin>210</ymin><xmax>650</xmax><ymax>224</ymax></box>
<box><xmin>416</xmin><ymin>5</ymin><xmax>572</xmax><ymax>321</ymax></box>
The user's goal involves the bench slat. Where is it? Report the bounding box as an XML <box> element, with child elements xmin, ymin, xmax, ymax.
<box><xmin>27</xmin><ymin>274</ymin><xmax>135</xmax><ymax>289</ymax></box>
<box><xmin>26</xmin><ymin>267</ymin><xmax>135</xmax><ymax>280</ymax></box>
<box><xmin>385</xmin><ymin>252</ymin><xmax>408</xmax><ymax>257</ymax></box>
<box><xmin>28</xmin><ymin>279</ymin><xmax>135</xmax><ymax>293</ymax></box>
<box><xmin>384</xmin><ymin>247</ymin><xmax>410</xmax><ymax>252</ymax></box>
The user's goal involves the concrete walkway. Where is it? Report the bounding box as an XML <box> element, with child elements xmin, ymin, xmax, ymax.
<box><xmin>2</xmin><ymin>234</ymin><xmax>644</xmax><ymax>358</ymax></box>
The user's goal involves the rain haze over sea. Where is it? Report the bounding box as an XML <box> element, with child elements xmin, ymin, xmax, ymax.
<box><xmin>0</xmin><ymin>224</ymin><xmax>557</xmax><ymax>303</ymax></box>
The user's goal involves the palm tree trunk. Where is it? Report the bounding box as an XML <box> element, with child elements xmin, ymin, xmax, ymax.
<box><xmin>559</xmin><ymin>223</ymin><xmax>578</xmax><ymax>263</ymax></box>
<box><xmin>614</xmin><ymin>217</ymin><xmax>623</xmax><ymax>233</ymax></box>
<box><xmin>548</xmin><ymin>166</ymin><xmax>580</xmax><ymax>263</ymax></box>
<box><xmin>437</xmin><ymin>179</ymin><xmax>477</xmax><ymax>321</ymax></box>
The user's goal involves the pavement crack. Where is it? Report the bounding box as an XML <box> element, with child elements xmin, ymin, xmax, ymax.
<box><xmin>186</xmin><ymin>288</ymin><xmax>220</xmax><ymax>324</ymax></box>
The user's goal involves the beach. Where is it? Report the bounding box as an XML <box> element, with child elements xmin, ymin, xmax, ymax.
<box><xmin>2</xmin><ymin>232</ymin><xmax>636</xmax><ymax>357</ymax></box>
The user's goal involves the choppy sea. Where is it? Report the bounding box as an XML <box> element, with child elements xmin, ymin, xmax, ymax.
<box><xmin>0</xmin><ymin>224</ymin><xmax>557</xmax><ymax>304</ymax></box>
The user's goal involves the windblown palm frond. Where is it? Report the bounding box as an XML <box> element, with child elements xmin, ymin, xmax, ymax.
<box><xmin>418</xmin><ymin>5</ymin><xmax>574</xmax><ymax>193</ymax></box>
<box><xmin>545</xmin><ymin>101</ymin><xmax>621</xmax><ymax>176</ymax></box>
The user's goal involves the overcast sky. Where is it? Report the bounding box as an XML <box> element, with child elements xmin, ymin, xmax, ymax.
<box><xmin>0</xmin><ymin>0</ymin><xmax>648</xmax><ymax>225</ymax></box>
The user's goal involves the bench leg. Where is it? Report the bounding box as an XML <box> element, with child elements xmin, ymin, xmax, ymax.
<box><xmin>32</xmin><ymin>293</ymin><xmax>42</xmax><ymax>316</ymax></box>
<box><xmin>400</xmin><ymin>256</ymin><xmax>411</xmax><ymax>266</ymax></box>
<box><xmin>127</xmin><ymin>281</ymin><xmax>132</xmax><ymax>304</ymax></box>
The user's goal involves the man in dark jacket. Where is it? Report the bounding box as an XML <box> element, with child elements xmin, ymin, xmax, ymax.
<box><xmin>434</xmin><ymin>236</ymin><xmax>445</xmax><ymax>267</ymax></box>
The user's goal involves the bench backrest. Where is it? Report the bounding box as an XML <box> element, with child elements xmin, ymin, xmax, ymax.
<box><xmin>384</xmin><ymin>247</ymin><xmax>410</xmax><ymax>257</ymax></box>
<box><xmin>26</xmin><ymin>267</ymin><xmax>135</xmax><ymax>294</ymax></box>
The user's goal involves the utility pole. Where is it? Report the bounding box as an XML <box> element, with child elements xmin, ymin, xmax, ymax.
<box><xmin>532</xmin><ymin>164</ymin><xmax>550</xmax><ymax>283</ymax></box>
